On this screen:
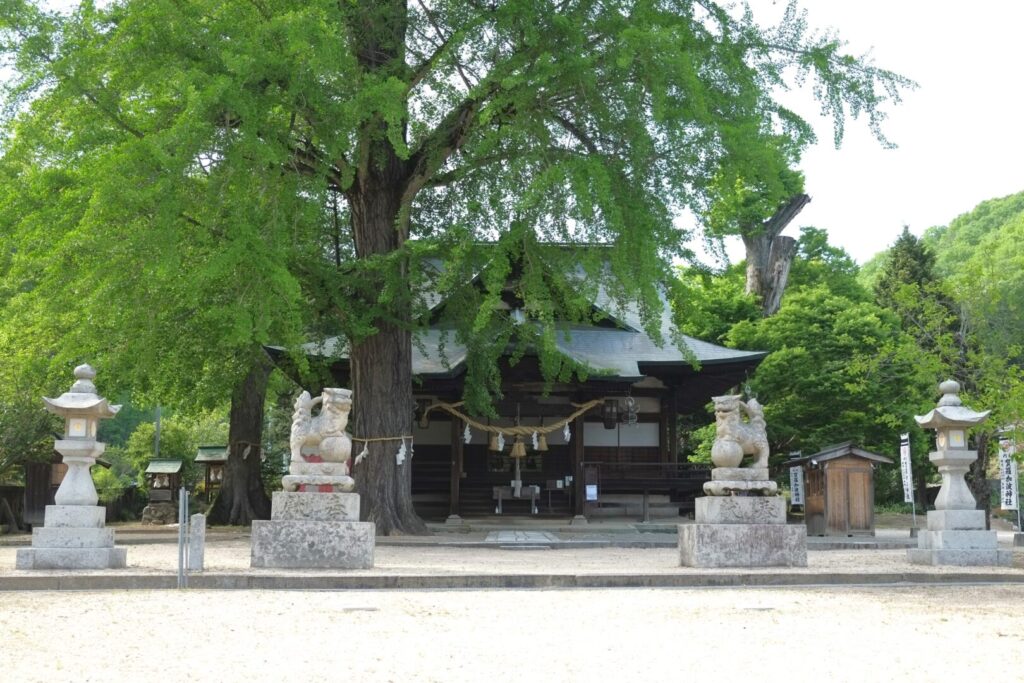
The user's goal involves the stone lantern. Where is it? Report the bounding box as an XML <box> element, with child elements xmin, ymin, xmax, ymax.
<box><xmin>16</xmin><ymin>364</ymin><xmax>127</xmax><ymax>570</ymax></box>
<box><xmin>908</xmin><ymin>379</ymin><xmax>1011</xmax><ymax>566</ymax></box>
<box><xmin>42</xmin><ymin>364</ymin><xmax>121</xmax><ymax>506</ymax></box>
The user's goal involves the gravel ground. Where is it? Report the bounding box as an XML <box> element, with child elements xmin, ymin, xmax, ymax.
<box><xmin>3</xmin><ymin>584</ymin><xmax>1024</xmax><ymax>682</ymax></box>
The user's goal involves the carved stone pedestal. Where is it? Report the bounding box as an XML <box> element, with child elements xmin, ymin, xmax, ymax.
<box><xmin>907</xmin><ymin>509</ymin><xmax>1011</xmax><ymax>567</ymax></box>
<box><xmin>251</xmin><ymin>492</ymin><xmax>374</xmax><ymax>569</ymax></box>
<box><xmin>16</xmin><ymin>505</ymin><xmax>127</xmax><ymax>569</ymax></box>
<box><xmin>679</xmin><ymin>495</ymin><xmax>807</xmax><ymax>568</ymax></box>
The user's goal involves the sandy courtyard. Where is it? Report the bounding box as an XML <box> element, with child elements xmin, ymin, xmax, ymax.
<box><xmin>3</xmin><ymin>584</ymin><xmax>1024</xmax><ymax>682</ymax></box>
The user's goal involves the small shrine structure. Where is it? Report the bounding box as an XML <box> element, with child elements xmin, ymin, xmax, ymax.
<box><xmin>195</xmin><ymin>445</ymin><xmax>228</xmax><ymax>501</ymax></box>
<box><xmin>789</xmin><ymin>442</ymin><xmax>892</xmax><ymax>537</ymax></box>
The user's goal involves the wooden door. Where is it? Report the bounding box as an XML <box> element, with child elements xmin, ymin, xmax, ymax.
<box><xmin>825</xmin><ymin>467</ymin><xmax>849</xmax><ymax>535</ymax></box>
<box><xmin>846</xmin><ymin>468</ymin><xmax>874</xmax><ymax>533</ymax></box>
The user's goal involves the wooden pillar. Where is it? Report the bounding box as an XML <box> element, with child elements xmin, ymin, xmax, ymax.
<box><xmin>667</xmin><ymin>391</ymin><xmax>679</xmax><ymax>464</ymax></box>
<box><xmin>449</xmin><ymin>418</ymin><xmax>463</xmax><ymax>517</ymax></box>
<box><xmin>571</xmin><ymin>414</ymin><xmax>585</xmax><ymax>516</ymax></box>
<box><xmin>658</xmin><ymin>394</ymin><xmax>668</xmax><ymax>463</ymax></box>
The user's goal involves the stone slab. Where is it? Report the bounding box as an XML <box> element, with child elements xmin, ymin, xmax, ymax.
<box><xmin>695</xmin><ymin>496</ymin><xmax>786</xmax><ymax>525</ymax></box>
<box><xmin>188</xmin><ymin>514</ymin><xmax>205</xmax><ymax>572</ymax></box>
<box><xmin>703</xmin><ymin>480</ymin><xmax>778</xmax><ymax>496</ymax></box>
<box><xmin>1014</xmin><ymin>533</ymin><xmax>1024</xmax><ymax>548</ymax></box>
<box><xmin>926</xmin><ymin>509</ymin><xmax>985</xmax><ymax>531</ymax></box>
<box><xmin>678</xmin><ymin>523</ymin><xmax>807</xmax><ymax>567</ymax></box>
<box><xmin>270</xmin><ymin>491</ymin><xmax>360</xmax><ymax>522</ymax></box>
<box><xmin>917</xmin><ymin>529</ymin><xmax>998</xmax><ymax>551</ymax></box>
<box><xmin>907</xmin><ymin>548</ymin><xmax>1013</xmax><ymax>567</ymax></box>
<box><xmin>43</xmin><ymin>505</ymin><xmax>106</xmax><ymax>529</ymax></box>
<box><xmin>711</xmin><ymin>468</ymin><xmax>770</xmax><ymax>482</ymax></box>
<box><xmin>32</xmin><ymin>527</ymin><xmax>114</xmax><ymax>549</ymax></box>
<box><xmin>15</xmin><ymin>546</ymin><xmax>127</xmax><ymax>570</ymax></box>
<box><xmin>250</xmin><ymin>520</ymin><xmax>374</xmax><ymax>569</ymax></box>
<box><xmin>281</xmin><ymin>475</ymin><xmax>355</xmax><ymax>492</ymax></box>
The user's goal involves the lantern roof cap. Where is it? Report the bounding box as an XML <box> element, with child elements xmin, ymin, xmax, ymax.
<box><xmin>42</xmin><ymin>364</ymin><xmax>121</xmax><ymax>418</ymax></box>
<box><xmin>915</xmin><ymin>379</ymin><xmax>989</xmax><ymax>430</ymax></box>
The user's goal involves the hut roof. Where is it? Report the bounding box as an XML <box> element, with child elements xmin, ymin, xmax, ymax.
<box><xmin>788</xmin><ymin>442</ymin><xmax>894</xmax><ymax>466</ymax></box>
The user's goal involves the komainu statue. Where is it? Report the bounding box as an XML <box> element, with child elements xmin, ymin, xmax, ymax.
<box><xmin>285</xmin><ymin>388</ymin><xmax>355</xmax><ymax>492</ymax></box>
<box><xmin>710</xmin><ymin>394</ymin><xmax>769</xmax><ymax>469</ymax></box>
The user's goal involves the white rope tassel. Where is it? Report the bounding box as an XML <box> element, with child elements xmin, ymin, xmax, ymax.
<box><xmin>563</xmin><ymin>423</ymin><xmax>571</xmax><ymax>443</ymax></box>
<box><xmin>396</xmin><ymin>438</ymin><xmax>407</xmax><ymax>466</ymax></box>
<box><xmin>532</xmin><ymin>431</ymin><xmax>539</xmax><ymax>450</ymax></box>
<box><xmin>463</xmin><ymin>423</ymin><xmax>472</xmax><ymax>444</ymax></box>
<box><xmin>497</xmin><ymin>433</ymin><xmax>505</xmax><ymax>451</ymax></box>
<box><xmin>355</xmin><ymin>442</ymin><xmax>368</xmax><ymax>466</ymax></box>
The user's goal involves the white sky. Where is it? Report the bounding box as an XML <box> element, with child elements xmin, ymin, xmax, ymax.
<box><xmin>713</xmin><ymin>0</ymin><xmax>1024</xmax><ymax>265</ymax></box>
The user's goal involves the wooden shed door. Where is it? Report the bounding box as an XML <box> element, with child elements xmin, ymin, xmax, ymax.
<box><xmin>847</xmin><ymin>468</ymin><xmax>874</xmax><ymax>532</ymax></box>
<box><xmin>825</xmin><ymin>468</ymin><xmax>849</xmax><ymax>534</ymax></box>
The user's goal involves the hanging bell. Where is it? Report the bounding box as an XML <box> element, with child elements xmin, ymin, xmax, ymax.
<box><xmin>489</xmin><ymin>432</ymin><xmax>501</xmax><ymax>451</ymax></box>
<box><xmin>537</xmin><ymin>433</ymin><xmax>548</xmax><ymax>452</ymax></box>
<box><xmin>510</xmin><ymin>436</ymin><xmax>527</xmax><ymax>458</ymax></box>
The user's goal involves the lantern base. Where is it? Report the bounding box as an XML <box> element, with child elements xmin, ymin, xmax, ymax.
<box><xmin>908</xmin><ymin>510</ymin><xmax>1011</xmax><ymax>566</ymax></box>
<box><xmin>16</xmin><ymin>505</ymin><xmax>127</xmax><ymax>569</ymax></box>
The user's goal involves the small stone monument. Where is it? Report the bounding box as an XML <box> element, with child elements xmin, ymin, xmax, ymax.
<box><xmin>679</xmin><ymin>394</ymin><xmax>807</xmax><ymax>567</ymax></box>
<box><xmin>16</xmin><ymin>365</ymin><xmax>127</xmax><ymax>569</ymax></box>
<box><xmin>908</xmin><ymin>380</ymin><xmax>1011</xmax><ymax>566</ymax></box>
<box><xmin>250</xmin><ymin>388</ymin><xmax>373</xmax><ymax>568</ymax></box>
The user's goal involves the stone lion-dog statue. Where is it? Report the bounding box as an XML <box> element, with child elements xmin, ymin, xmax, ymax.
<box><xmin>710</xmin><ymin>394</ymin><xmax>769</xmax><ymax>469</ymax></box>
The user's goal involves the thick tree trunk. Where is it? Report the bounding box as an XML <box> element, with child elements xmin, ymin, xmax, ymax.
<box><xmin>347</xmin><ymin>176</ymin><xmax>427</xmax><ymax>535</ymax></box>
<box><xmin>208</xmin><ymin>357</ymin><xmax>272</xmax><ymax>526</ymax></box>
<box><xmin>742</xmin><ymin>194</ymin><xmax>810</xmax><ymax>316</ymax></box>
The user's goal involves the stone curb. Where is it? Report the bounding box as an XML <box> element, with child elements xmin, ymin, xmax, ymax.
<box><xmin>3</xmin><ymin>571</ymin><xmax>1024</xmax><ymax>592</ymax></box>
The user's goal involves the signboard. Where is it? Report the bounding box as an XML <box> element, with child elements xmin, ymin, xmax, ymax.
<box><xmin>585</xmin><ymin>484</ymin><xmax>598</xmax><ymax>501</ymax></box>
<box><xmin>999</xmin><ymin>439</ymin><xmax>1019</xmax><ymax>511</ymax></box>
<box><xmin>900</xmin><ymin>433</ymin><xmax>914</xmax><ymax>504</ymax></box>
<box><xmin>789</xmin><ymin>465</ymin><xmax>805</xmax><ymax>506</ymax></box>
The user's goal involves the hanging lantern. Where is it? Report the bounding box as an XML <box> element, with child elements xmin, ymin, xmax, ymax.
<box><xmin>510</xmin><ymin>436</ymin><xmax>527</xmax><ymax>458</ymax></box>
<box><xmin>602</xmin><ymin>399</ymin><xmax>619</xmax><ymax>429</ymax></box>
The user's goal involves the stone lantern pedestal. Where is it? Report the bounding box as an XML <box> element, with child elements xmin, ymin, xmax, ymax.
<box><xmin>16</xmin><ymin>365</ymin><xmax>127</xmax><ymax>570</ymax></box>
<box><xmin>908</xmin><ymin>380</ymin><xmax>1011</xmax><ymax>567</ymax></box>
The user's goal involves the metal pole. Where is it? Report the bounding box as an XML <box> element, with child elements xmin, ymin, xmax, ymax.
<box><xmin>1015</xmin><ymin>437</ymin><xmax>1022</xmax><ymax>532</ymax></box>
<box><xmin>177</xmin><ymin>486</ymin><xmax>189</xmax><ymax>589</ymax></box>
<box><xmin>154</xmin><ymin>406</ymin><xmax>162</xmax><ymax>459</ymax></box>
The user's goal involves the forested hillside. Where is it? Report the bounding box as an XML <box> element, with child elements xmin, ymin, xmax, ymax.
<box><xmin>676</xmin><ymin>191</ymin><xmax>1024</xmax><ymax>507</ymax></box>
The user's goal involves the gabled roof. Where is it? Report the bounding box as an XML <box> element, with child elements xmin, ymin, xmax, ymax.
<box><xmin>789</xmin><ymin>442</ymin><xmax>894</xmax><ymax>466</ymax></box>
<box><xmin>145</xmin><ymin>459</ymin><xmax>183</xmax><ymax>474</ymax></box>
<box><xmin>195</xmin><ymin>446</ymin><xmax>228</xmax><ymax>463</ymax></box>
<box><xmin>283</xmin><ymin>250</ymin><xmax>765</xmax><ymax>381</ymax></box>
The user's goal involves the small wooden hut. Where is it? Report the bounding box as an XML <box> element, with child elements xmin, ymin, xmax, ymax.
<box><xmin>790</xmin><ymin>442</ymin><xmax>893</xmax><ymax>537</ymax></box>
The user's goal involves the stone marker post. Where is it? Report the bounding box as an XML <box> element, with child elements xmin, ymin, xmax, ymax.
<box><xmin>188</xmin><ymin>513</ymin><xmax>206</xmax><ymax>572</ymax></box>
<box><xmin>16</xmin><ymin>365</ymin><xmax>127</xmax><ymax>569</ymax></box>
<box><xmin>908</xmin><ymin>380</ymin><xmax>1011</xmax><ymax>566</ymax></box>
